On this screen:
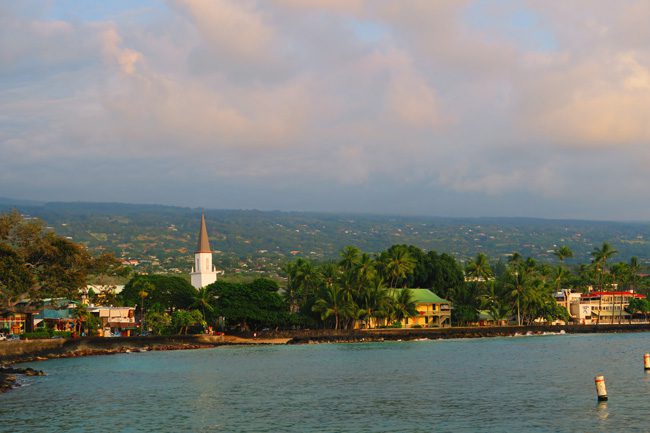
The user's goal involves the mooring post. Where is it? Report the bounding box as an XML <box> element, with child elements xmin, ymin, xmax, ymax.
<box><xmin>595</xmin><ymin>375</ymin><xmax>608</xmax><ymax>401</ymax></box>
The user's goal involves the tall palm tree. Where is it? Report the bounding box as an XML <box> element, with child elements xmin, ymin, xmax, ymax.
<box><xmin>191</xmin><ymin>287</ymin><xmax>214</xmax><ymax>323</ymax></box>
<box><xmin>73</xmin><ymin>303</ymin><xmax>89</xmax><ymax>336</ymax></box>
<box><xmin>466</xmin><ymin>253</ymin><xmax>493</xmax><ymax>291</ymax></box>
<box><xmin>312</xmin><ymin>285</ymin><xmax>354</xmax><ymax>330</ymax></box>
<box><xmin>383</xmin><ymin>246</ymin><xmax>416</xmax><ymax>288</ymax></box>
<box><xmin>628</xmin><ymin>256</ymin><xmax>641</xmax><ymax>290</ymax></box>
<box><xmin>339</xmin><ymin>246</ymin><xmax>361</xmax><ymax>273</ymax></box>
<box><xmin>553</xmin><ymin>246</ymin><xmax>573</xmax><ymax>291</ymax></box>
<box><xmin>553</xmin><ymin>266</ymin><xmax>570</xmax><ymax>292</ymax></box>
<box><xmin>391</xmin><ymin>289</ymin><xmax>418</xmax><ymax>324</ymax></box>
<box><xmin>362</xmin><ymin>277</ymin><xmax>390</xmax><ymax>328</ymax></box>
<box><xmin>591</xmin><ymin>242</ymin><xmax>618</xmax><ymax>291</ymax></box>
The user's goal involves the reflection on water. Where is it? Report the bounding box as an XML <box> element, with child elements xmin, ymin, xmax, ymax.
<box><xmin>2</xmin><ymin>333</ymin><xmax>650</xmax><ymax>432</ymax></box>
<box><xmin>596</xmin><ymin>401</ymin><xmax>609</xmax><ymax>421</ymax></box>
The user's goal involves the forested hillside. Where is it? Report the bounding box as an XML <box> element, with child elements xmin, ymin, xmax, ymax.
<box><xmin>2</xmin><ymin>199</ymin><xmax>650</xmax><ymax>276</ymax></box>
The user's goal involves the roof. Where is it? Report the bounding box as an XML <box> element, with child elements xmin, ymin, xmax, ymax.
<box><xmin>581</xmin><ymin>291</ymin><xmax>646</xmax><ymax>299</ymax></box>
<box><xmin>196</xmin><ymin>211</ymin><xmax>212</xmax><ymax>253</ymax></box>
<box><xmin>35</xmin><ymin>309</ymin><xmax>74</xmax><ymax>320</ymax></box>
<box><xmin>393</xmin><ymin>288</ymin><xmax>450</xmax><ymax>304</ymax></box>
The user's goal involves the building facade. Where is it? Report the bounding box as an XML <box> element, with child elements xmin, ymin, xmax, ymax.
<box><xmin>555</xmin><ymin>289</ymin><xmax>646</xmax><ymax>324</ymax></box>
<box><xmin>397</xmin><ymin>289</ymin><xmax>452</xmax><ymax>328</ymax></box>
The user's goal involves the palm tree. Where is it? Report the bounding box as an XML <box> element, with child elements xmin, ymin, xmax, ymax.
<box><xmin>466</xmin><ymin>253</ymin><xmax>493</xmax><ymax>291</ymax></box>
<box><xmin>138</xmin><ymin>285</ymin><xmax>151</xmax><ymax>334</ymax></box>
<box><xmin>339</xmin><ymin>246</ymin><xmax>361</xmax><ymax>273</ymax></box>
<box><xmin>553</xmin><ymin>246</ymin><xmax>573</xmax><ymax>291</ymax></box>
<box><xmin>553</xmin><ymin>265</ymin><xmax>570</xmax><ymax>292</ymax></box>
<box><xmin>383</xmin><ymin>246</ymin><xmax>416</xmax><ymax>288</ymax></box>
<box><xmin>312</xmin><ymin>285</ymin><xmax>354</xmax><ymax>330</ymax></box>
<box><xmin>361</xmin><ymin>277</ymin><xmax>390</xmax><ymax>328</ymax></box>
<box><xmin>73</xmin><ymin>303</ymin><xmax>89</xmax><ymax>336</ymax></box>
<box><xmin>191</xmin><ymin>287</ymin><xmax>214</xmax><ymax>324</ymax></box>
<box><xmin>391</xmin><ymin>289</ymin><xmax>418</xmax><ymax>325</ymax></box>
<box><xmin>591</xmin><ymin>242</ymin><xmax>618</xmax><ymax>291</ymax></box>
<box><xmin>628</xmin><ymin>256</ymin><xmax>641</xmax><ymax>290</ymax></box>
<box><xmin>553</xmin><ymin>246</ymin><xmax>574</xmax><ymax>263</ymax></box>
<box><xmin>283</xmin><ymin>259</ymin><xmax>321</xmax><ymax>312</ymax></box>
<box><xmin>480</xmin><ymin>281</ymin><xmax>509</xmax><ymax>326</ymax></box>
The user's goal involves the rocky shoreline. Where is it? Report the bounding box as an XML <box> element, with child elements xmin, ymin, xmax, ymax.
<box><xmin>0</xmin><ymin>366</ymin><xmax>46</xmax><ymax>394</ymax></box>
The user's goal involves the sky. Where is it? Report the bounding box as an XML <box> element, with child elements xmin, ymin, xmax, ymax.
<box><xmin>2</xmin><ymin>1</ymin><xmax>650</xmax><ymax>220</ymax></box>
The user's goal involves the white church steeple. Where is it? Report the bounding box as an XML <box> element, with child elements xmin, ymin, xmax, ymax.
<box><xmin>190</xmin><ymin>211</ymin><xmax>218</xmax><ymax>289</ymax></box>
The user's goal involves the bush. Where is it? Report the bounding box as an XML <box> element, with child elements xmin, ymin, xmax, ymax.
<box><xmin>52</xmin><ymin>331</ymin><xmax>72</xmax><ymax>338</ymax></box>
<box><xmin>411</xmin><ymin>324</ymin><xmax>422</xmax><ymax>328</ymax></box>
<box><xmin>390</xmin><ymin>322</ymin><xmax>402</xmax><ymax>328</ymax></box>
<box><xmin>21</xmin><ymin>331</ymin><xmax>51</xmax><ymax>340</ymax></box>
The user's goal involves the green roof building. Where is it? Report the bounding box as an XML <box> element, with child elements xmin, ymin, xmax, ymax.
<box><xmin>392</xmin><ymin>288</ymin><xmax>452</xmax><ymax>328</ymax></box>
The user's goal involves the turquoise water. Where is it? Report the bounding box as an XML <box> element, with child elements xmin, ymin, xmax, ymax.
<box><xmin>2</xmin><ymin>333</ymin><xmax>650</xmax><ymax>432</ymax></box>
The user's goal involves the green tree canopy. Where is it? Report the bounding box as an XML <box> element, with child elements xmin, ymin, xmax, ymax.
<box><xmin>121</xmin><ymin>274</ymin><xmax>196</xmax><ymax>311</ymax></box>
<box><xmin>208</xmin><ymin>279</ymin><xmax>292</xmax><ymax>330</ymax></box>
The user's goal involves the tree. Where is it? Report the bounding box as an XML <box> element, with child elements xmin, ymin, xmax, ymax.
<box><xmin>191</xmin><ymin>287</ymin><xmax>215</xmax><ymax>324</ymax></box>
<box><xmin>312</xmin><ymin>285</ymin><xmax>354</xmax><ymax>330</ymax></box>
<box><xmin>209</xmin><ymin>280</ymin><xmax>290</xmax><ymax>330</ymax></box>
<box><xmin>553</xmin><ymin>246</ymin><xmax>573</xmax><ymax>263</ymax></box>
<box><xmin>628</xmin><ymin>257</ymin><xmax>641</xmax><ymax>290</ymax></box>
<box><xmin>145</xmin><ymin>310</ymin><xmax>172</xmax><ymax>335</ymax></box>
<box><xmin>121</xmin><ymin>275</ymin><xmax>195</xmax><ymax>311</ymax></box>
<box><xmin>465</xmin><ymin>253</ymin><xmax>493</xmax><ymax>291</ymax></box>
<box><xmin>172</xmin><ymin>309</ymin><xmax>204</xmax><ymax>335</ymax></box>
<box><xmin>72</xmin><ymin>303</ymin><xmax>89</xmax><ymax>336</ymax></box>
<box><xmin>591</xmin><ymin>242</ymin><xmax>618</xmax><ymax>291</ymax></box>
<box><xmin>391</xmin><ymin>289</ymin><xmax>418</xmax><ymax>324</ymax></box>
<box><xmin>480</xmin><ymin>281</ymin><xmax>510</xmax><ymax>325</ymax></box>
<box><xmin>380</xmin><ymin>245</ymin><xmax>416</xmax><ymax>288</ymax></box>
<box><xmin>0</xmin><ymin>243</ymin><xmax>34</xmax><ymax>313</ymax></box>
<box><xmin>0</xmin><ymin>210</ymin><xmax>96</xmax><ymax>310</ymax></box>
<box><xmin>626</xmin><ymin>298</ymin><xmax>650</xmax><ymax>323</ymax></box>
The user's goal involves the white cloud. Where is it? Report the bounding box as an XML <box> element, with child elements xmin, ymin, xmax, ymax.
<box><xmin>3</xmin><ymin>0</ymin><xmax>650</xmax><ymax>218</ymax></box>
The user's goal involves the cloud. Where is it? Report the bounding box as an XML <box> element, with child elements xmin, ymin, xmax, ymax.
<box><xmin>102</xmin><ymin>27</ymin><xmax>142</xmax><ymax>75</ymax></box>
<box><xmin>3</xmin><ymin>0</ymin><xmax>650</xmax><ymax>219</ymax></box>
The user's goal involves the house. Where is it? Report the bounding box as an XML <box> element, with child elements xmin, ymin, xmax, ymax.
<box><xmin>33</xmin><ymin>299</ymin><xmax>77</xmax><ymax>332</ymax></box>
<box><xmin>88</xmin><ymin>306</ymin><xmax>136</xmax><ymax>337</ymax></box>
<box><xmin>469</xmin><ymin>310</ymin><xmax>509</xmax><ymax>327</ymax></box>
<box><xmin>395</xmin><ymin>289</ymin><xmax>452</xmax><ymax>328</ymax></box>
<box><xmin>0</xmin><ymin>312</ymin><xmax>34</xmax><ymax>335</ymax></box>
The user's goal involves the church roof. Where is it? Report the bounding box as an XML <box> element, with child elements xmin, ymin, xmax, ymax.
<box><xmin>196</xmin><ymin>212</ymin><xmax>211</xmax><ymax>253</ymax></box>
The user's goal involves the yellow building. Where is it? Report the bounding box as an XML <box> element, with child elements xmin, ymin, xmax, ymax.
<box><xmin>396</xmin><ymin>289</ymin><xmax>452</xmax><ymax>328</ymax></box>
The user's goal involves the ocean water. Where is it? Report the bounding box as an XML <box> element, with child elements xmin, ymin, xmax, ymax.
<box><xmin>2</xmin><ymin>333</ymin><xmax>650</xmax><ymax>432</ymax></box>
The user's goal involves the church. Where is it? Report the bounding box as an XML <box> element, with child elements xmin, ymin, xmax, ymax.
<box><xmin>190</xmin><ymin>212</ymin><xmax>219</xmax><ymax>289</ymax></box>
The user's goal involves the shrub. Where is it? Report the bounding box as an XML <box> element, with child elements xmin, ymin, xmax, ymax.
<box><xmin>411</xmin><ymin>324</ymin><xmax>422</xmax><ymax>328</ymax></box>
<box><xmin>21</xmin><ymin>331</ymin><xmax>51</xmax><ymax>340</ymax></box>
<box><xmin>52</xmin><ymin>331</ymin><xmax>72</xmax><ymax>338</ymax></box>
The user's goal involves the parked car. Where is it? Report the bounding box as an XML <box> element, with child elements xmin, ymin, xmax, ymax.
<box><xmin>6</xmin><ymin>334</ymin><xmax>20</xmax><ymax>341</ymax></box>
<box><xmin>0</xmin><ymin>333</ymin><xmax>6</xmax><ymax>341</ymax></box>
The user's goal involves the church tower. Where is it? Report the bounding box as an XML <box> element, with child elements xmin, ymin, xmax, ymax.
<box><xmin>190</xmin><ymin>212</ymin><xmax>218</xmax><ymax>289</ymax></box>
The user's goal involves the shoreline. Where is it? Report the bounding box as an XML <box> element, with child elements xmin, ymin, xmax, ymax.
<box><xmin>3</xmin><ymin>324</ymin><xmax>650</xmax><ymax>394</ymax></box>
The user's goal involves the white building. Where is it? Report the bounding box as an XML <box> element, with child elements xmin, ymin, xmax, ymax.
<box><xmin>190</xmin><ymin>212</ymin><xmax>218</xmax><ymax>289</ymax></box>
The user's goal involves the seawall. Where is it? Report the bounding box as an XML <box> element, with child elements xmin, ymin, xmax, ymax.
<box><xmin>0</xmin><ymin>335</ymin><xmax>228</xmax><ymax>364</ymax></box>
<box><xmin>285</xmin><ymin>324</ymin><xmax>650</xmax><ymax>344</ymax></box>
<box><xmin>3</xmin><ymin>324</ymin><xmax>650</xmax><ymax>364</ymax></box>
